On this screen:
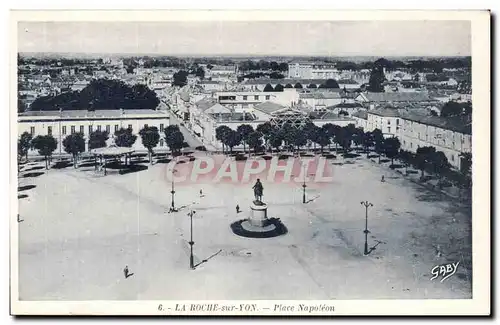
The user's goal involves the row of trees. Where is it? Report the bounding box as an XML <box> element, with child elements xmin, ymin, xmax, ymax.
<box><xmin>262</xmin><ymin>79</ymin><xmax>341</xmax><ymax>92</ymax></box>
<box><xmin>238</xmin><ymin>60</ymin><xmax>288</xmax><ymax>72</ymax></box>
<box><xmin>29</xmin><ymin>79</ymin><xmax>160</xmax><ymax>111</ymax></box>
<box><xmin>214</xmin><ymin>122</ymin><xmax>472</xmax><ymax>189</ymax></box>
<box><xmin>333</xmin><ymin>57</ymin><xmax>471</xmax><ymax>73</ymax></box>
<box><xmin>17</xmin><ymin>125</ymin><xmax>186</xmax><ymax>169</ymax></box>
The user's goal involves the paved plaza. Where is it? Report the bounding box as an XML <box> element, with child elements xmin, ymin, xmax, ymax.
<box><xmin>17</xmin><ymin>152</ymin><xmax>472</xmax><ymax>300</ymax></box>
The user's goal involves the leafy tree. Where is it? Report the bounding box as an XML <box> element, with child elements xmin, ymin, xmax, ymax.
<box><xmin>215</xmin><ymin>125</ymin><xmax>232</xmax><ymax>153</ymax></box>
<box><xmin>284</xmin><ymin>83</ymin><xmax>293</xmax><ymax>88</ymax></box>
<box><xmin>237</xmin><ymin>124</ymin><xmax>254</xmax><ymax>154</ymax></box>
<box><xmin>280</xmin><ymin>123</ymin><xmax>297</xmax><ymax>153</ymax></box>
<box><xmin>30</xmin><ymin>78</ymin><xmax>160</xmax><ymax>111</ymax></box>
<box><xmin>32</xmin><ymin>135</ymin><xmax>58</xmax><ymax>169</ymax></box>
<box><xmin>274</xmin><ymin>84</ymin><xmax>284</xmax><ymax>92</ymax></box>
<box><xmin>432</xmin><ymin>151</ymin><xmax>451</xmax><ymax>186</ymax></box>
<box><xmin>294</xmin><ymin>83</ymin><xmax>303</xmax><ymax>89</ymax></box>
<box><xmin>293</xmin><ymin>128</ymin><xmax>308</xmax><ymax>153</ymax></box>
<box><xmin>139</xmin><ymin>126</ymin><xmax>160</xmax><ymax>164</ymax></box>
<box><xmin>372</xmin><ymin>128</ymin><xmax>385</xmax><ymax>163</ymax></box>
<box><xmin>114</xmin><ymin>128</ymin><xmax>137</xmax><ymax>148</ymax></box>
<box><xmin>206</xmin><ymin>64</ymin><xmax>214</xmax><ymax>70</ymax></box>
<box><xmin>315</xmin><ymin>128</ymin><xmax>330</xmax><ymax>154</ymax></box>
<box><xmin>224</xmin><ymin>130</ymin><xmax>241</xmax><ymax>153</ymax></box>
<box><xmin>269</xmin><ymin>130</ymin><xmax>283</xmax><ymax>153</ymax></box>
<box><xmin>89</xmin><ymin>130</ymin><xmax>109</xmax><ymax>150</ymax></box>
<box><xmin>459</xmin><ymin>152</ymin><xmax>472</xmax><ymax>177</ymax></box>
<box><xmin>195</xmin><ymin>67</ymin><xmax>205</xmax><ymax>79</ymax></box>
<box><xmin>172</xmin><ymin>70</ymin><xmax>189</xmax><ymax>87</ymax></box>
<box><xmin>307</xmin><ymin>84</ymin><xmax>318</xmax><ymax>89</ymax></box>
<box><xmin>19</xmin><ymin>132</ymin><xmax>33</xmax><ymax>161</ymax></box>
<box><xmin>62</xmin><ymin>132</ymin><xmax>86</xmax><ymax>167</ymax></box>
<box><xmin>322</xmin><ymin>79</ymin><xmax>340</xmax><ymax>89</ymax></box>
<box><xmin>247</xmin><ymin>131</ymin><xmax>263</xmax><ymax>155</ymax></box>
<box><xmin>384</xmin><ymin>137</ymin><xmax>401</xmax><ymax>165</ymax></box>
<box><xmin>256</xmin><ymin>122</ymin><xmax>273</xmax><ymax>151</ymax></box>
<box><xmin>164</xmin><ymin>125</ymin><xmax>184</xmax><ymax>155</ymax></box>
<box><xmin>440</xmin><ymin>101</ymin><xmax>465</xmax><ymax>117</ymax></box>
<box><xmin>361</xmin><ymin>131</ymin><xmax>374</xmax><ymax>156</ymax></box>
<box><xmin>278</xmin><ymin>62</ymin><xmax>288</xmax><ymax>72</ymax></box>
<box><xmin>321</xmin><ymin>123</ymin><xmax>336</xmax><ymax>150</ymax></box>
<box><xmin>367</xmin><ymin>60</ymin><xmax>386</xmax><ymax>92</ymax></box>
<box><xmin>263</xmin><ymin>84</ymin><xmax>274</xmax><ymax>92</ymax></box>
<box><xmin>415</xmin><ymin>146</ymin><xmax>436</xmax><ymax>178</ymax></box>
<box><xmin>338</xmin><ymin>126</ymin><xmax>354</xmax><ymax>152</ymax></box>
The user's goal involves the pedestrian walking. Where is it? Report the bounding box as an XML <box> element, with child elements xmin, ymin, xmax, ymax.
<box><xmin>200</xmin><ymin>189</ymin><xmax>203</xmax><ymax>197</ymax></box>
<box><xmin>124</xmin><ymin>265</ymin><xmax>129</xmax><ymax>279</ymax></box>
<box><xmin>381</xmin><ymin>175</ymin><xmax>385</xmax><ymax>182</ymax></box>
<box><xmin>236</xmin><ymin>204</ymin><xmax>240</xmax><ymax>214</ymax></box>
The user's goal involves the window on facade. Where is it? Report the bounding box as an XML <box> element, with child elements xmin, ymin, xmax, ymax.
<box><xmin>160</xmin><ymin>139</ymin><xmax>164</xmax><ymax>146</ymax></box>
<box><xmin>62</xmin><ymin>126</ymin><xmax>66</xmax><ymax>135</ymax></box>
<box><xmin>30</xmin><ymin>126</ymin><xmax>35</xmax><ymax>135</ymax></box>
<box><xmin>387</xmin><ymin>127</ymin><xmax>391</xmax><ymax>133</ymax></box>
<box><xmin>96</xmin><ymin>125</ymin><xmax>101</xmax><ymax>132</ymax></box>
<box><xmin>71</xmin><ymin>126</ymin><xmax>75</xmax><ymax>134</ymax></box>
<box><xmin>243</xmin><ymin>95</ymin><xmax>248</xmax><ymax>100</ymax></box>
<box><xmin>254</xmin><ymin>95</ymin><xmax>259</xmax><ymax>100</ymax></box>
<box><xmin>410</xmin><ymin>143</ymin><xmax>413</xmax><ymax>148</ymax></box>
<box><xmin>106</xmin><ymin>125</ymin><xmax>110</xmax><ymax>133</ymax></box>
<box><xmin>451</xmin><ymin>155</ymin><xmax>454</xmax><ymax>162</ymax></box>
<box><xmin>266</xmin><ymin>95</ymin><xmax>270</xmax><ymax>100</ymax></box>
<box><xmin>160</xmin><ymin>124</ymin><xmax>164</xmax><ymax>132</ymax></box>
<box><xmin>115</xmin><ymin>125</ymin><xmax>119</xmax><ymax>132</ymax></box>
<box><xmin>396</xmin><ymin>119</ymin><xmax>399</xmax><ymax>125</ymax></box>
<box><xmin>387</xmin><ymin>120</ymin><xmax>391</xmax><ymax>125</ymax></box>
<box><xmin>47</xmin><ymin>126</ymin><xmax>52</xmax><ymax>136</ymax></box>
<box><xmin>79</xmin><ymin>126</ymin><xmax>83</xmax><ymax>134</ymax></box>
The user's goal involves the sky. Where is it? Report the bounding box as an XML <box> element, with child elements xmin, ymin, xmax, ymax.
<box><xmin>18</xmin><ymin>21</ymin><xmax>471</xmax><ymax>57</ymax></box>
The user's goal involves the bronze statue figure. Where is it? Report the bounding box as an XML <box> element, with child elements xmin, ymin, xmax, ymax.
<box><xmin>252</xmin><ymin>178</ymin><xmax>264</xmax><ymax>203</ymax></box>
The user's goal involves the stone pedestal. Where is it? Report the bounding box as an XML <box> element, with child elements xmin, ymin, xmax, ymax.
<box><xmin>249</xmin><ymin>202</ymin><xmax>268</xmax><ymax>227</ymax></box>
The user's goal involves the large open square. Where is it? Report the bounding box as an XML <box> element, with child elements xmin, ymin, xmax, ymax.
<box><xmin>17</xmin><ymin>152</ymin><xmax>472</xmax><ymax>300</ymax></box>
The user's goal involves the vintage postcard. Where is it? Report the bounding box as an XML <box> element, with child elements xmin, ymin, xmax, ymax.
<box><xmin>10</xmin><ymin>10</ymin><xmax>490</xmax><ymax>316</ymax></box>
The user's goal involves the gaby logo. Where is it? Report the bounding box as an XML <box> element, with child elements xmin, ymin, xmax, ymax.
<box><xmin>430</xmin><ymin>262</ymin><xmax>460</xmax><ymax>283</ymax></box>
<box><xmin>163</xmin><ymin>156</ymin><xmax>334</xmax><ymax>186</ymax></box>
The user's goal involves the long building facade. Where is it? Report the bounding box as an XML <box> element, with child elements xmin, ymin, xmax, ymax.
<box><xmin>18</xmin><ymin>109</ymin><xmax>170</xmax><ymax>155</ymax></box>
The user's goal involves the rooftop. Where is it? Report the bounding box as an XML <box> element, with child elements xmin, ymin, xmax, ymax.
<box><xmin>399</xmin><ymin>112</ymin><xmax>472</xmax><ymax>134</ymax></box>
<box><xmin>18</xmin><ymin>109</ymin><xmax>167</xmax><ymax>119</ymax></box>
<box><xmin>359</xmin><ymin>92</ymin><xmax>434</xmax><ymax>103</ymax></box>
<box><xmin>253</xmin><ymin>101</ymin><xmax>287</xmax><ymax>114</ymax></box>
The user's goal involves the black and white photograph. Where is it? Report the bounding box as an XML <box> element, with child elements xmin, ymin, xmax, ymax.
<box><xmin>10</xmin><ymin>10</ymin><xmax>490</xmax><ymax>316</ymax></box>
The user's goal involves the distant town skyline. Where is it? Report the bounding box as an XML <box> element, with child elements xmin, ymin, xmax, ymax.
<box><xmin>18</xmin><ymin>21</ymin><xmax>471</xmax><ymax>57</ymax></box>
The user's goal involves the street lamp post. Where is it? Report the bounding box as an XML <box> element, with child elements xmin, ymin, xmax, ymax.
<box><xmin>302</xmin><ymin>164</ymin><xmax>307</xmax><ymax>204</ymax></box>
<box><xmin>170</xmin><ymin>168</ymin><xmax>178</xmax><ymax>213</ymax></box>
<box><xmin>360</xmin><ymin>201</ymin><xmax>373</xmax><ymax>255</ymax></box>
<box><xmin>187</xmin><ymin>209</ymin><xmax>196</xmax><ymax>269</ymax></box>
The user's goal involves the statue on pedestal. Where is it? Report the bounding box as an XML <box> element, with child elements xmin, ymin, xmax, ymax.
<box><xmin>252</xmin><ymin>178</ymin><xmax>264</xmax><ymax>205</ymax></box>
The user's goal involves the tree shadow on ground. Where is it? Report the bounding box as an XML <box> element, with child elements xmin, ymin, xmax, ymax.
<box><xmin>416</xmin><ymin>193</ymin><xmax>442</xmax><ymax>202</ymax></box>
<box><xmin>118</xmin><ymin>164</ymin><xmax>149</xmax><ymax>175</ymax></box>
<box><xmin>52</xmin><ymin>161</ymin><xmax>72</xmax><ymax>169</ymax></box>
<box><xmin>21</xmin><ymin>172</ymin><xmax>44</xmax><ymax>178</ymax></box>
<box><xmin>262</xmin><ymin>156</ymin><xmax>272</xmax><ymax>161</ymax></box>
<box><xmin>322</xmin><ymin>154</ymin><xmax>336</xmax><ymax>159</ymax></box>
<box><xmin>22</xmin><ymin>166</ymin><xmax>44</xmax><ymax>172</ymax></box>
<box><xmin>18</xmin><ymin>184</ymin><xmax>36</xmax><ymax>192</ymax></box>
<box><xmin>78</xmin><ymin>161</ymin><xmax>96</xmax><ymax>168</ymax></box>
<box><xmin>18</xmin><ymin>194</ymin><xmax>28</xmax><ymax>199</ymax></box>
<box><xmin>156</xmin><ymin>158</ymin><xmax>172</xmax><ymax>164</ymax></box>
